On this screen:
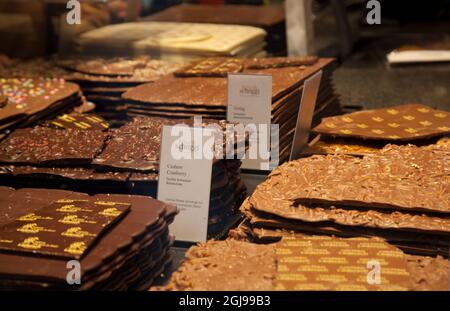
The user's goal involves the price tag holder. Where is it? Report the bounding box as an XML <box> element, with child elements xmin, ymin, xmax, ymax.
<box><xmin>157</xmin><ymin>125</ymin><xmax>214</xmax><ymax>242</ymax></box>
<box><xmin>227</xmin><ymin>73</ymin><xmax>272</xmax><ymax>170</ymax></box>
<box><xmin>290</xmin><ymin>70</ymin><xmax>323</xmax><ymax>160</ymax></box>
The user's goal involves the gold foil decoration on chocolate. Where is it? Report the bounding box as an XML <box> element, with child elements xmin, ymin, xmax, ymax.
<box><xmin>313</xmin><ymin>104</ymin><xmax>450</xmax><ymax>141</ymax></box>
<box><xmin>274</xmin><ymin>236</ymin><xmax>411</xmax><ymax>291</ymax></box>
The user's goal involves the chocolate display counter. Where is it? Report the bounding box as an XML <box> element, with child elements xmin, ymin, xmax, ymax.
<box><xmin>0</xmin><ymin>54</ymin><xmax>449</xmax><ymax>291</ymax></box>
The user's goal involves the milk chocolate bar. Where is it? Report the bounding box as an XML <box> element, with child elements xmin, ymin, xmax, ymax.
<box><xmin>248</xmin><ymin>197</ymin><xmax>450</xmax><ymax>235</ymax></box>
<box><xmin>157</xmin><ymin>236</ymin><xmax>448</xmax><ymax>291</ymax></box>
<box><xmin>174</xmin><ymin>58</ymin><xmax>244</xmax><ymax>77</ymax></box>
<box><xmin>0</xmin><ymin>127</ymin><xmax>108</xmax><ymax>165</ymax></box>
<box><xmin>122</xmin><ymin>58</ymin><xmax>335</xmax><ymax>106</ymax></box>
<box><xmin>241</xmin><ymin>199</ymin><xmax>449</xmax><ymax>256</ymax></box>
<box><xmin>152</xmin><ymin>239</ymin><xmax>276</xmax><ymax>291</ymax></box>
<box><xmin>251</xmin><ymin>144</ymin><xmax>449</xmax><ymax>214</ymax></box>
<box><xmin>274</xmin><ymin>236</ymin><xmax>410</xmax><ymax>291</ymax></box>
<box><xmin>313</xmin><ymin>104</ymin><xmax>450</xmax><ymax>141</ymax></box>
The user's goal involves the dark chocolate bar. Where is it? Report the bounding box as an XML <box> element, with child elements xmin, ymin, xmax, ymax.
<box><xmin>0</xmin><ymin>127</ymin><xmax>108</xmax><ymax>165</ymax></box>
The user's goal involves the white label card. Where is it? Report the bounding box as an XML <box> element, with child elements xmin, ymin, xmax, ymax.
<box><xmin>290</xmin><ymin>70</ymin><xmax>323</xmax><ymax>160</ymax></box>
<box><xmin>227</xmin><ymin>73</ymin><xmax>272</xmax><ymax>170</ymax></box>
<box><xmin>157</xmin><ymin>125</ymin><xmax>214</xmax><ymax>242</ymax></box>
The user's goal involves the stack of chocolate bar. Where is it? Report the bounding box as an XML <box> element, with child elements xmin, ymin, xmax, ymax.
<box><xmin>235</xmin><ymin>143</ymin><xmax>450</xmax><ymax>258</ymax></box>
<box><xmin>303</xmin><ymin>104</ymin><xmax>449</xmax><ymax>156</ymax></box>
<box><xmin>0</xmin><ymin>117</ymin><xmax>247</xmax><ymax>238</ymax></box>
<box><xmin>61</xmin><ymin>57</ymin><xmax>183</xmax><ymax>122</ymax></box>
<box><xmin>0</xmin><ymin>186</ymin><xmax>177</xmax><ymax>290</ymax></box>
<box><xmin>0</xmin><ymin>78</ymin><xmax>84</xmax><ymax>135</ymax></box>
<box><xmin>154</xmin><ymin>237</ymin><xmax>449</xmax><ymax>291</ymax></box>
<box><xmin>76</xmin><ymin>22</ymin><xmax>267</xmax><ymax>60</ymax></box>
<box><xmin>123</xmin><ymin>56</ymin><xmax>341</xmax><ymax>164</ymax></box>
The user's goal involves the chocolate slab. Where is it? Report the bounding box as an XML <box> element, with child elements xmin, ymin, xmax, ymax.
<box><xmin>92</xmin><ymin>117</ymin><xmax>179</xmax><ymax>172</ymax></box>
<box><xmin>313</xmin><ymin>104</ymin><xmax>450</xmax><ymax>141</ymax></box>
<box><xmin>248</xmin><ymin>197</ymin><xmax>450</xmax><ymax>235</ymax></box>
<box><xmin>153</xmin><ymin>239</ymin><xmax>276</xmax><ymax>291</ymax></box>
<box><xmin>245</xmin><ymin>56</ymin><xmax>319</xmax><ymax>69</ymax></box>
<box><xmin>245</xmin><ymin>223</ymin><xmax>449</xmax><ymax>278</ymax></box>
<box><xmin>174</xmin><ymin>58</ymin><xmax>243</xmax><ymax>77</ymax></box>
<box><xmin>65</xmin><ymin>59</ymin><xmax>184</xmax><ymax>84</ymax></box>
<box><xmin>405</xmin><ymin>255</ymin><xmax>449</xmax><ymax>290</ymax></box>
<box><xmin>74</xmin><ymin>57</ymin><xmax>150</xmax><ymax>77</ymax></box>
<box><xmin>250</xmin><ymin>144</ymin><xmax>449</xmax><ymax>214</ymax></box>
<box><xmin>242</xmin><ymin>204</ymin><xmax>450</xmax><ymax>257</ymax></box>
<box><xmin>0</xmin><ymin>127</ymin><xmax>108</xmax><ymax>165</ymax></box>
<box><xmin>122</xmin><ymin>58</ymin><xmax>335</xmax><ymax>106</ymax></box>
<box><xmin>0</xmin><ymin>165</ymin><xmax>129</xmax><ymax>182</ymax></box>
<box><xmin>274</xmin><ymin>236</ymin><xmax>410</xmax><ymax>291</ymax></box>
<box><xmin>0</xmin><ymin>198</ymin><xmax>130</xmax><ymax>259</ymax></box>
<box><xmin>0</xmin><ymin>187</ymin><xmax>176</xmax><ymax>290</ymax></box>
<box><xmin>0</xmin><ymin>78</ymin><xmax>79</xmax><ymax>123</ymax></box>
<box><xmin>42</xmin><ymin>113</ymin><xmax>109</xmax><ymax>131</ymax></box>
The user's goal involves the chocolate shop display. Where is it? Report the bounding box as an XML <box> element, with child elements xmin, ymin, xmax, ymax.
<box><xmin>0</xmin><ymin>117</ymin><xmax>247</xmax><ymax>238</ymax></box>
<box><xmin>154</xmin><ymin>237</ymin><xmax>449</xmax><ymax>291</ymax></box>
<box><xmin>235</xmin><ymin>143</ymin><xmax>450</xmax><ymax>258</ymax></box>
<box><xmin>123</xmin><ymin>56</ymin><xmax>341</xmax><ymax>165</ymax></box>
<box><xmin>0</xmin><ymin>186</ymin><xmax>176</xmax><ymax>290</ymax></box>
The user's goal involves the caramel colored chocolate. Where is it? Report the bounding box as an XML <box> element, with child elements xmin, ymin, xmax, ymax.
<box><xmin>0</xmin><ymin>127</ymin><xmax>108</xmax><ymax>165</ymax></box>
<box><xmin>405</xmin><ymin>255</ymin><xmax>449</xmax><ymax>290</ymax></box>
<box><xmin>250</xmin><ymin>144</ymin><xmax>449</xmax><ymax>214</ymax></box>
<box><xmin>153</xmin><ymin>239</ymin><xmax>276</xmax><ymax>291</ymax></box>
<box><xmin>174</xmin><ymin>58</ymin><xmax>243</xmax><ymax>77</ymax></box>
<box><xmin>302</xmin><ymin>137</ymin><xmax>382</xmax><ymax>156</ymax></box>
<box><xmin>159</xmin><ymin>236</ymin><xmax>447</xmax><ymax>291</ymax></box>
<box><xmin>274</xmin><ymin>236</ymin><xmax>410</xmax><ymax>291</ymax></box>
<box><xmin>238</xmin><ymin>225</ymin><xmax>449</xmax><ymax>290</ymax></box>
<box><xmin>248</xmin><ymin>197</ymin><xmax>450</xmax><ymax>235</ymax></box>
<box><xmin>313</xmin><ymin>104</ymin><xmax>450</xmax><ymax>141</ymax></box>
<box><xmin>437</xmin><ymin>136</ymin><xmax>450</xmax><ymax>147</ymax></box>
<box><xmin>240</xmin><ymin>198</ymin><xmax>449</xmax><ymax>257</ymax></box>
